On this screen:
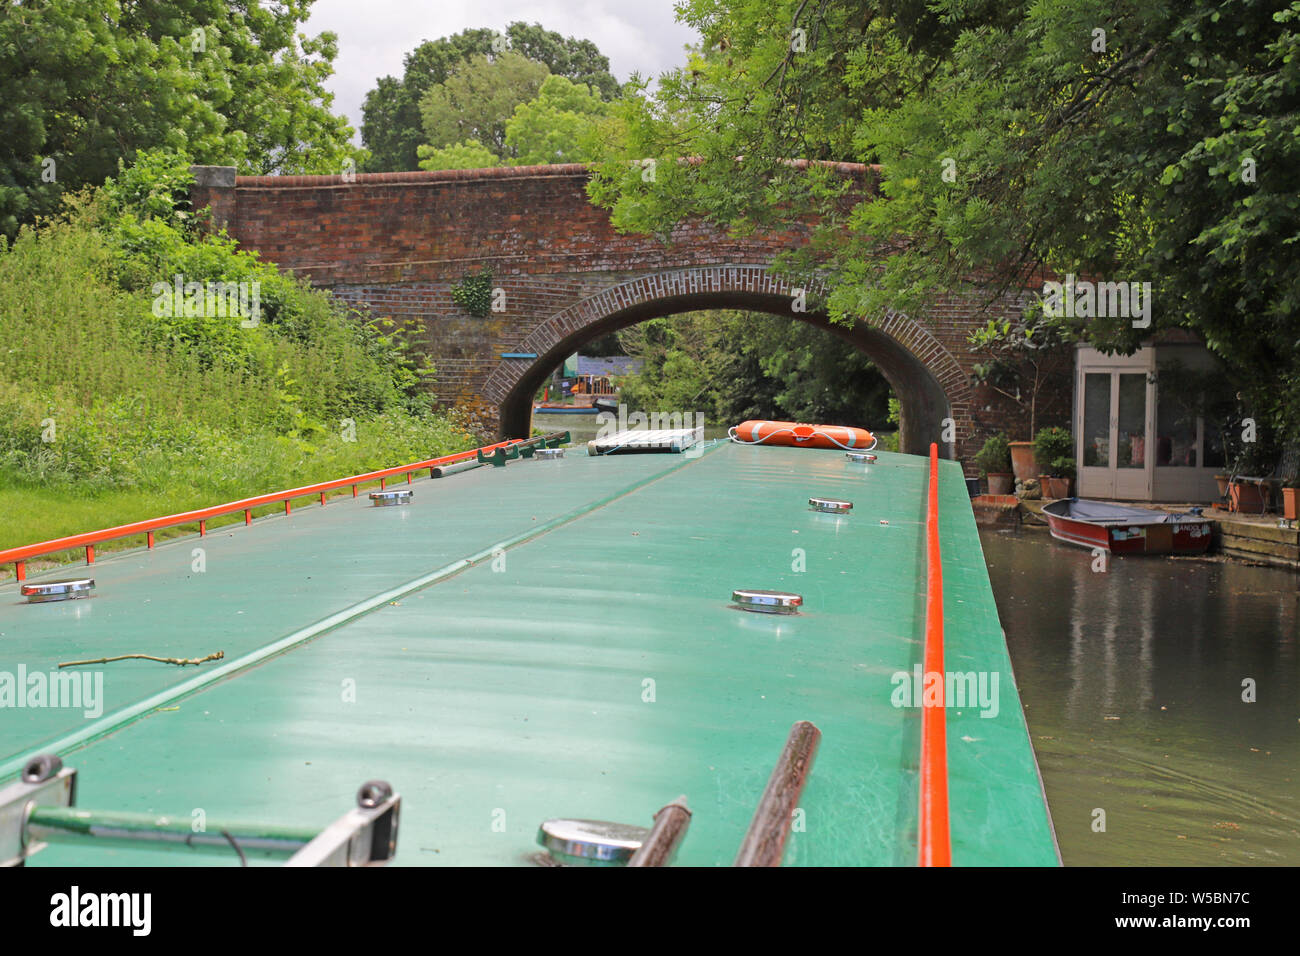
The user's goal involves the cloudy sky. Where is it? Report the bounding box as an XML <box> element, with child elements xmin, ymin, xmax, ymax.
<box><xmin>304</xmin><ymin>0</ymin><xmax>700</xmax><ymax>140</ymax></box>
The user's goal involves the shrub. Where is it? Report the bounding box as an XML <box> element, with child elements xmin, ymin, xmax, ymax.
<box><xmin>1034</xmin><ymin>427</ymin><xmax>1074</xmax><ymax>475</ymax></box>
<box><xmin>1050</xmin><ymin>456</ymin><xmax>1077</xmax><ymax>479</ymax></box>
<box><xmin>451</xmin><ymin>270</ymin><xmax>494</xmax><ymax>317</ymax></box>
<box><xmin>974</xmin><ymin>433</ymin><xmax>1012</xmax><ymax>476</ymax></box>
<box><xmin>0</xmin><ymin>148</ymin><xmax>472</xmax><ymax>516</ymax></box>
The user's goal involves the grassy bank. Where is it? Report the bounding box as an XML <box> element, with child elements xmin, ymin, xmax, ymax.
<box><xmin>0</xmin><ymin>152</ymin><xmax>475</xmax><ymax>565</ymax></box>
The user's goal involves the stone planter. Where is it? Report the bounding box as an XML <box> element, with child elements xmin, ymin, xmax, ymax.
<box><xmin>1008</xmin><ymin>441</ymin><xmax>1038</xmax><ymax>482</ymax></box>
<box><xmin>987</xmin><ymin>473</ymin><xmax>1014</xmax><ymax>496</ymax></box>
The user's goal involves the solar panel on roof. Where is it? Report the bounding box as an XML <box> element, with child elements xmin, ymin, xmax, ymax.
<box><xmin>586</xmin><ymin>427</ymin><xmax>703</xmax><ymax>455</ymax></box>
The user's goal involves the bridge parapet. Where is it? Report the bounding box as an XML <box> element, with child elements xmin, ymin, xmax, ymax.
<box><xmin>190</xmin><ymin>163</ymin><xmax>1067</xmax><ymax>467</ymax></box>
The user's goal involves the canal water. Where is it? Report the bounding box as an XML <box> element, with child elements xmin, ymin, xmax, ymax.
<box><xmin>981</xmin><ymin>526</ymin><xmax>1299</xmax><ymax>865</ymax></box>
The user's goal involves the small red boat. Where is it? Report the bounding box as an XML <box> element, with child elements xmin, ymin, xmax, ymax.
<box><xmin>1042</xmin><ymin>499</ymin><xmax>1212</xmax><ymax>555</ymax></box>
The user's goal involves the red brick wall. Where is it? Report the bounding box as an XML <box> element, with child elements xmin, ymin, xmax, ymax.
<box><xmin>189</xmin><ymin>164</ymin><xmax>1068</xmax><ymax>467</ymax></box>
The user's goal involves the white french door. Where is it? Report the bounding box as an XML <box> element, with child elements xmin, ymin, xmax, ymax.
<box><xmin>1077</xmin><ymin>362</ymin><xmax>1154</xmax><ymax>500</ymax></box>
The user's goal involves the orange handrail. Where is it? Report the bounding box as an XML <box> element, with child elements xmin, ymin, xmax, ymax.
<box><xmin>2</xmin><ymin>437</ymin><xmax>528</xmax><ymax>582</ymax></box>
<box><xmin>918</xmin><ymin>442</ymin><xmax>952</xmax><ymax>866</ymax></box>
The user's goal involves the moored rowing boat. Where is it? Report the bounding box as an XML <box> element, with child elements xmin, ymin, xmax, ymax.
<box><xmin>1042</xmin><ymin>499</ymin><xmax>1212</xmax><ymax>555</ymax></box>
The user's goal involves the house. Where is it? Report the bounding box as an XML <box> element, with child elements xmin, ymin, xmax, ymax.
<box><xmin>1074</xmin><ymin>331</ymin><xmax>1226</xmax><ymax>502</ymax></box>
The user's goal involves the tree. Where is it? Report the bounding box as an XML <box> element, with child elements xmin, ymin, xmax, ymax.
<box><xmin>0</xmin><ymin>0</ymin><xmax>363</xmax><ymax>236</ymax></box>
<box><xmin>590</xmin><ymin>0</ymin><xmax>1300</xmax><ymax>442</ymax></box>
<box><xmin>505</xmin><ymin>23</ymin><xmax>621</xmax><ymax>101</ymax></box>
<box><xmin>361</xmin><ymin>22</ymin><xmax>621</xmax><ymax>172</ymax></box>
<box><xmin>506</xmin><ymin>76</ymin><xmax>613</xmax><ymax>165</ymax></box>
<box><xmin>361</xmin><ymin>28</ymin><xmax>498</xmax><ymax>173</ymax></box>
<box><xmin>617</xmin><ymin>311</ymin><xmax>890</xmax><ymax>426</ymax></box>
<box><xmin>966</xmin><ymin>314</ymin><xmax>1071</xmax><ymax>440</ymax></box>
<box><xmin>419</xmin><ymin>52</ymin><xmax>549</xmax><ymax>160</ymax></box>
<box><xmin>417</xmin><ymin>141</ymin><xmax>500</xmax><ymax>172</ymax></box>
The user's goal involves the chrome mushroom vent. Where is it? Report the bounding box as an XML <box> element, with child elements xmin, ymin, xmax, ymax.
<box><xmin>731</xmin><ymin>589</ymin><xmax>802</xmax><ymax>615</ymax></box>
<box><xmin>21</xmin><ymin>579</ymin><xmax>95</xmax><ymax>604</ymax></box>
<box><xmin>809</xmin><ymin>497</ymin><xmax>853</xmax><ymax>515</ymax></box>
<box><xmin>536</xmin><ymin>818</ymin><xmax>649</xmax><ymax>866</ymax></box>
<box><xmin>369</xmin><ymin>489</ymin><xmax>413</xmax><ymax>507</ymax></box>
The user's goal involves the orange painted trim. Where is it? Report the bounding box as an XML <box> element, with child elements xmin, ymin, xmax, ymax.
<box><xmin>918</xmin><ymin>443</ymin><xmax>952</xmax><ymax>866</ymax></box>
<box><xmin>0</xmin><ymin>440</ymin><xmax>523</xmax><ymax>566</ymax></box>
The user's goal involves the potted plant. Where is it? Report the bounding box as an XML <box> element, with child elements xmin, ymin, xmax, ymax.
<box><xmin>1008</xmin><ymin>440</ymin><xmax>1039</xmax><ymax>482</ymax></box>
<box><xmin>975</xmin><ymin>433</ymin><xmax>1014</xmax><ymax>496</ymax></box>
<box><xmin>967</xmin><ymin>313</ymin><xmax>1070</xmax><ymax>481</ymax></box>
<box><xmin>1047</xmin><ymin>457</ymin><xmax>1077</xmax><ymax>499</ymax></box>
<box><xmin>1033</xmin><ymin>427</ymin><xmax>1075</xmax><ymax>499</ymax></box>
<box><xmin>1227</xmin><ymin>440</ymin><xmax>1277</xmax><ymax>514</ymax></box>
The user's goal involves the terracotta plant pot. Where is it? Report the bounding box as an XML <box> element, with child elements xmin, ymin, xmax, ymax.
<box><xmin>1214</xmin><ymin>474</ymin><xmax>1230</xmax><ymax>497</ymax></box>
<box><xmin>1037</xmin><ymin>474</ymin><xmax>1075</xmax><ymax>499</ymax></box>
<box><xmin>1008</xmin><ymin>441</ymin><xmax>1038</xmax><ymax>482</ymax></box>
<box><xmin>1229</xmin><ymin>480</ymin><xmax>1267</xmax><ymax>515</ymax></box>
<box><xmin>1284</xmin><ymin>487</ymin><xmax>1298</xmax><ymax>521</ymax></box>
<box><xmin>987</xmin><ymin>473</ymin><xmax>1014</xmax><ymax>496</ymax></box>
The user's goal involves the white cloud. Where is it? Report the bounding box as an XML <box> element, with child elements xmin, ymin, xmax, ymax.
<box><xmin>304</xmin><ymin>0</ymin><xmax>699</xmax><ymax>146</ymax></box>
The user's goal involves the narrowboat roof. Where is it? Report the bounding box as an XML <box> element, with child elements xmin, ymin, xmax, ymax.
<box><xmin>1</xmin><ymin>441</ymin><xmax>1058</xmax><ymax>866</ymax></box>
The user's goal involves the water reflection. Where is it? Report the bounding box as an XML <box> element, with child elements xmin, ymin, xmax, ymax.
<box><xmin>982</xmin><ymin>526</ymin><xmax>1299</xmax><ymax>865</ymax></box>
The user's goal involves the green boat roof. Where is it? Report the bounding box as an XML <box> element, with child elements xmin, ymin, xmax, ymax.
<box><xmin>1</xmin><ymin>441</ymin><xmax>1058</xmax><ymax>866</ymax></box>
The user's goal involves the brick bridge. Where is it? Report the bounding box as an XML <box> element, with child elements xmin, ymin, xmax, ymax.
<box><xmin>191</xmin><ymin>163</ymin><xmax>1036</xmax><ymax>460</ymax></box>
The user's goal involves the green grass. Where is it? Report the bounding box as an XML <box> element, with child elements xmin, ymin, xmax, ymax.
<box><xmin>0</xmin><ymin>467</ymin><xmax>448</xmax><ymax>583</ymax></box>
<box><xmin>0</xmin><ymin>486</ymin><xmax>223</xmax><ymax>579</ymax></box>
<box><xmin>0</xmin><ymin>157</ymin><xmax>480</xmax><ymax>574</ymax></box>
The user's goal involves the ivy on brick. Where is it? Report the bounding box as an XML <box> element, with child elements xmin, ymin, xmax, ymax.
<box><xmin>451</xmin><ymin>270</ymin><xmax>494</xmax><ymax>318</ymax></box>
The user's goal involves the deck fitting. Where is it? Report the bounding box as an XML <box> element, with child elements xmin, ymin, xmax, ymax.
<box><xmin>369</xmin><ymin>490</ymin><xmax>413</xmax><ymax>507</ymax></box>
<box><xmin>21</xmin><ymin>579</ymin><xmax>95</xmax><ymax>604</ymax></box>
<box><xmin>731</xmin><ymin>589</ymin><xmax>802</xmax><ymax>614</ymax></box>
<box><xmin>536</xmin><ymin>818</ymin><xmax>649</xmax><ymax>865</ymax></box>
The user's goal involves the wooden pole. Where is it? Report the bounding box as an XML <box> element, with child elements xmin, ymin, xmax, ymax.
<box><xmin>627</xmin><ymin>797</ymin><xmax>691</xmax><ymax>867</ymax></box>
<box><xmin>734</xmin><ymin>720</ymin><xmax>821</xmax><ymax>866</ymax></box>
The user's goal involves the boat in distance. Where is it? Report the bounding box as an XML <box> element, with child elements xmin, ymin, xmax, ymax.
<box><xmin>1042</xmin><ymin>498</ymin><xmax>1212</xmax><ymax>555</ymax></box>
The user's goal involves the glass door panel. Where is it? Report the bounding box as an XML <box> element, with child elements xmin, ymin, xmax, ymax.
<box><xmin>1078</xmin><ymin>372</ymin><xmax>1114</xmax><ymax>497</ymax></box>
<box><xmin>1115</xmin><ymin>372</ymin><xmax>1153</xmax><ymax>498</ymax></box>
<box><xmin>1082</xmin><ymin>374</ymin><xmax>1111</xmax><ymax>467</ymax></box>
<box><xmin>1117</xmin><ymin>373</ymin><xmax>1147</xmax><ymax>469</ymax></box>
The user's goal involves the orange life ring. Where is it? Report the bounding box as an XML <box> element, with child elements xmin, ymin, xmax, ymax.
<box><xmin>729</xmin><ymin>420</ymin><xmax>877</xmax><ymax>451</ymax></box>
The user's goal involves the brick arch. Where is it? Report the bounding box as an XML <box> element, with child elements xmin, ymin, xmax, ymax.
<box><xmin>190</xmin><ymin>162</ymin><xmax>1046</xmax><ymax>469</ymax></box>
<box><xmin>484</xmin><ymin>265</ymin><xmax>973</xmax><ymax>457</ymax></box>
